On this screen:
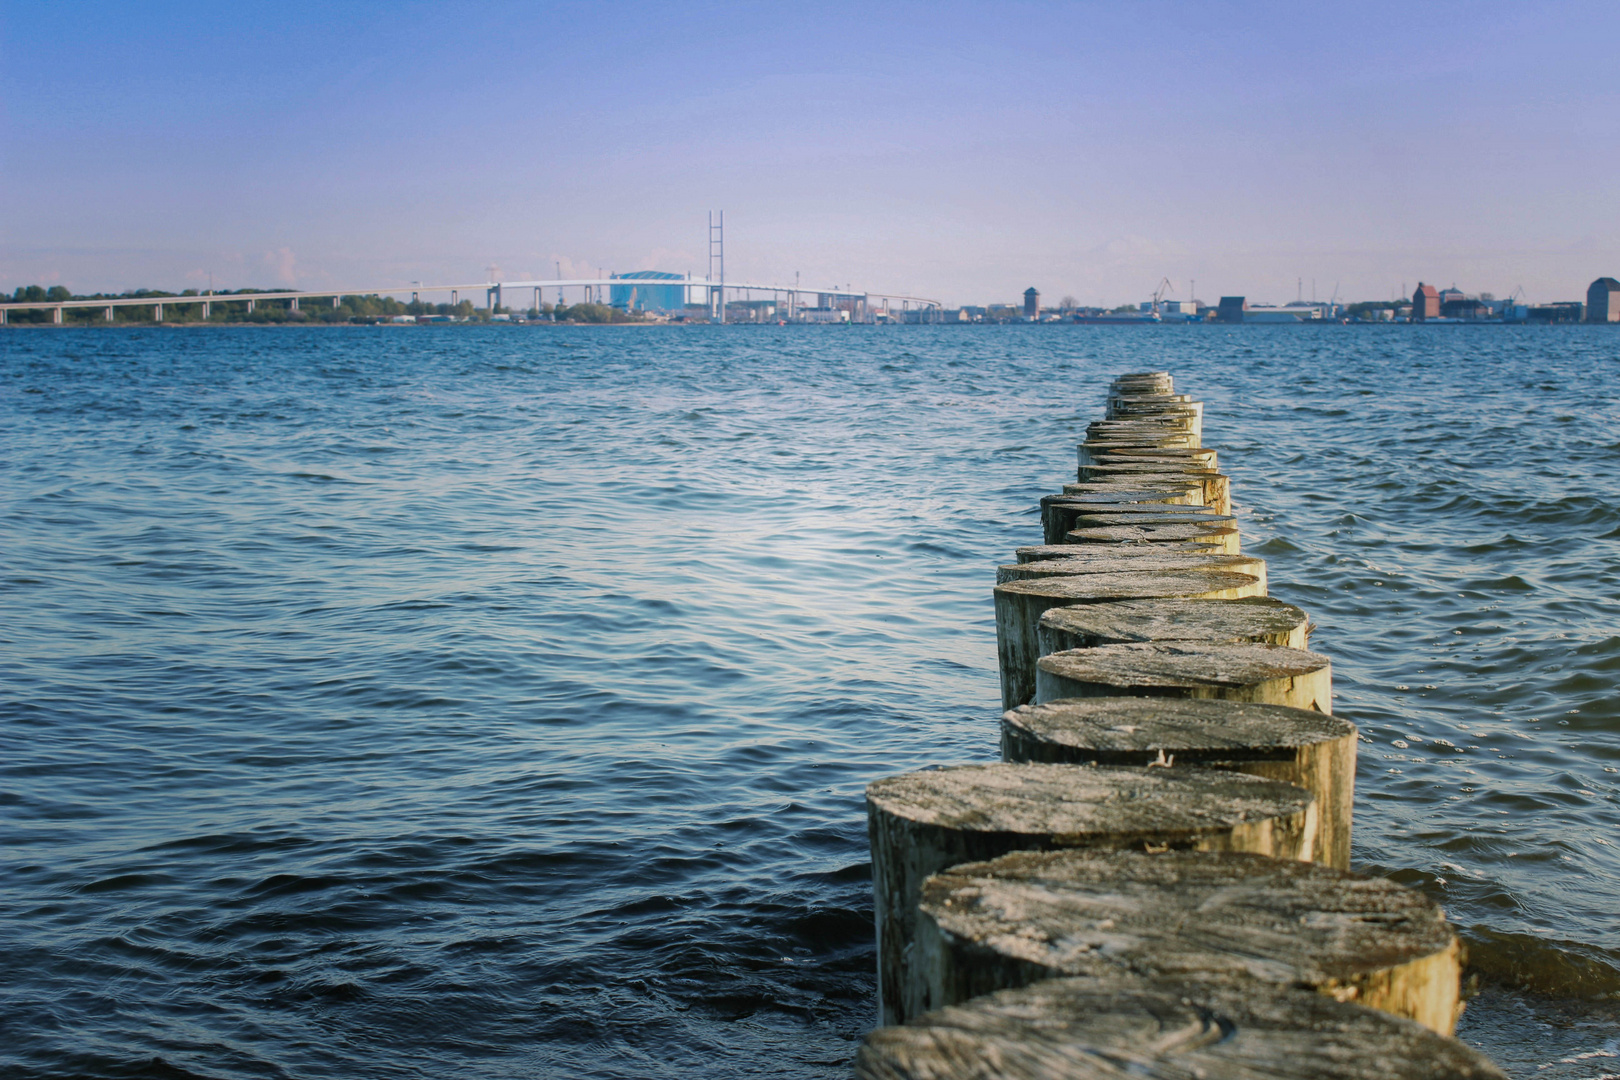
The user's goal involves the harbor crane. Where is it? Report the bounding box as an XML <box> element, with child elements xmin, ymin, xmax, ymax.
<box><xmin>1150</xmin><ymin>277</ymin><xmax>1175</xmax><ymax>315</ymax></box>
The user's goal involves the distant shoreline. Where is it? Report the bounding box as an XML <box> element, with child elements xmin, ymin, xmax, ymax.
<box><xmin>2</xmin><ymin>320</ymin><xmax>1609</xmax><ymax>330</ymax></box>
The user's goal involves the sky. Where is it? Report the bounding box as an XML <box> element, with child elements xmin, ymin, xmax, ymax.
<box><xmin>2</xmin><ymin>0</ymin><xmax>1617</xmax><ymax>308</ymax></box>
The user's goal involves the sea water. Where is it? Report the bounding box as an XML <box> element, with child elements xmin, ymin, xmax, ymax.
<box><xmin>2</xmin><ymin>325</ymin><xmax>1617</xmax><ymax>1077</ymax></box>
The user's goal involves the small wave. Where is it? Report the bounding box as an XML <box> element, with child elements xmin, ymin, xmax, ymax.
<box><xmin>1466</xmin><ymin>925</ymin><xmax>1620</xmax><ymax>998</ymax></box>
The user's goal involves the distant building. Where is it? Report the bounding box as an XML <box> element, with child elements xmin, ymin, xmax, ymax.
<box><xmin>1441</xmin><ymin>296</ymin><xmax>1490</xmax><ymax>320</ymax></box>
<box><xmin>610</xmin><ymin>271</ymin><xmax>687</xmax><ymax>312</ymax></box>
<box><xmin>1216</xmin><ymin>296</ymin><xmax>1246</xmax><ymax>323</ymax></box>
<box><xmin>727</xmin><ymin>299</ymin><xmax>778</xmax><ymax>323</ymax></box>
<box><xmin>1246</xmin><ymin>304</ymin><xmax>1325</xmax><ymax>323</ymax></box>
<box><xmin>1412</xmin><ymin>283</ymin><xmax>1440</xmax><ymax>321</ymax></box>
<box><xmin>1023</xmin><ymin>288</ymin><xmax>1040</xmax><ymax>320</ymax></box>
<box><xmin>1587</xmin><ymin>277</ymin><xmax>1620</xmax><ymax>323</ymax></box>
<box><xmin>797</xmin><ymin>307</ymin><xmax>849</xmax><ymax>324</ymax></box>
<box><xmin>1528</xmin><ymin>302</ymin><xmax>1585</xmax><ymax>323</ymax></box>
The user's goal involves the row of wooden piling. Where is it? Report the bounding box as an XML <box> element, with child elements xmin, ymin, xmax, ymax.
<box><xmin>855</xmin><ymin>373</ymin><xmax>1506</xmax><ymax>1077</ymax></box>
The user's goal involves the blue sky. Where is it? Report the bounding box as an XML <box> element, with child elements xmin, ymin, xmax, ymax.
<box><xmin>3</xmin><ymin>0</ymin><xmax>1616</xmax><ymax>306</ymax></box>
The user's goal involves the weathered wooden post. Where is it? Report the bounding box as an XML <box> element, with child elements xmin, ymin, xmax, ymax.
<box><xmin>855</xmin><ymin>976</ymin><xmax>1505</xmax><ymax>1080</ymax></box>
<box><xmin>997</xmin><ymin>551</ymin><xmax>1267</xmax><ymax>591</ymax></box>
<box><xmin>1042</xmin><ymin>499</ymin><xmax>1234</xmax><ymax>545</ymax></box>
<box><xmin>1002</xmin><ymin>697</ymin><xmax>1353</xmax><ymax>867</ymax></box>
<box><xmin>1108</xmin><ymin>370</ymin><xmax>1174</xmax><ymax>393</ymax></box>
<box><xmin>912</xmin><ymin>849</ymin><xmax>1462</xmax><ymax>1034</ymax></box>
<box><xmin>1062</xmin><ymin>521</ymin><xmax>1241</xmax><ymax>552</ymax></box>
<box><xmin>995</xmin><ymin>570</ymin><xmax>1264</xmax><ymax>709</ymax></box>
<box><xmin>1060</xmin><ymin>478</ymin><xmax>1207</xmax><ymax>504</ymax></box>
<box><xmin>1035</xmin><ymin>596</ymin><xmax>1309</xmax><ymax>653</ymax></box>
<box><xmin>1105</xmin><ymin>403</ymin><xmax>1203</xmax><ymax>439</ymax></box>
<box><xmin>1033</xmin><ymin>641</ymin><xmax>1333</xmax><ymax>713</ymax></box>
<box><xmin>1079</xmin><ymin>444</ymin><xmax>1217</xmax><ymax>469</ymax></box>
<box><xmin>1013</xmin><ymin>539</ymin><xmax>1242</xmax><ymax>563</ymax></box>
<box><xmin>866</xmin><ymin>763</ymin><xmax>1317</xmax><ymax>1025</ymax></box>
<box><xmin>1067</xmin><ymin>469</ymin><xmax>1230</xmax><ymax>515</ymax></box>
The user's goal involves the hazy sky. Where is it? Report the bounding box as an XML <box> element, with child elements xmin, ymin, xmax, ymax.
<box><xmin>3</xmin><ymin>0</ymin><xmax>1617</xmax><ymax>307</ymax></box>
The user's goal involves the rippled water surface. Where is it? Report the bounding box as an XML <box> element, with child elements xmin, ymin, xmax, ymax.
<box><xmin>2</xmin><ymin>325</ymin><xmax>1618</xmax><ymax>1077</ymax></box>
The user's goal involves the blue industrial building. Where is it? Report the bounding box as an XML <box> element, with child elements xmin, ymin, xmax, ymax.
<box><xmin>610</xmin><ymin>271</ymin><xmax>687</xmax><ymax>312</ymax></box>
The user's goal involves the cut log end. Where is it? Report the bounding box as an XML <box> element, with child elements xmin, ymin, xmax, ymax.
<box><xmin>995</xmin><ymin>571</ymin><xmax>1265</xmax><ymax>710</ymax></box>
<box><xmin>856</xmin><ymin>974</ymin><xmax>1503</xmax><ymax>1080</ymax></box>
<box><xmin>1037</xmin><ymin>596</ymin><xmax>1309</xmax><ymax>652</ymax></box>
<box><xmin>1003</xmin><ymin>696</ymin><xmax>1352</xmax><ymax>756</ymax></box>
<box><xmin>915</xmin><ymin>848</ymin><xmax>1462</xmax><ymax>1036</ymax></box>
<box><xmin>867</xmin><ymin>764</ymin><xmax>1317</xmax><ymax>1025</ymax></box>
<box><xmin>867</xmin><ymin>762</ymin><xmax>1314</xmax><ymax>841</ymax></box>
<box><xmin>1035</xmin><ymin>641</ymin><xmax>1332</xmax><ymax>714</ymax></box>
<box><xmin>996</xmin><ymin>552</ymin><xmax>1266</xmax><ymax>591</ymax></box>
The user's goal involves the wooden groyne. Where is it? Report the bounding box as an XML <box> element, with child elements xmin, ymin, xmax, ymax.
<box><xmin>858</xmin><ymin>372</ymin><xmax>1506</xmax><ymax>1077</ymax></box>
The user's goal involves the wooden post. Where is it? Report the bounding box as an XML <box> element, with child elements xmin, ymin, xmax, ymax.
<box><xmin>1068</xmin><ymin>469</ymin><xmax>1230</xmax><ymax>515</ymax></box>
<box><xmin>1107</xmin><ymin>390</ymin><xmax>1191</xmax><ymax>408</ymax></box>
<box><xmin>1091</xmin><ymin>414</ymin><xmax>1196</xmax><ymax>429</ymax></box>
<box><xmin>1079</xmin><ymin>444</ymin><xmax>1218</xmax><ymax>469</ymax></box>
<box><xmin>1107</xmin><ymin>404</ymin><xmax>1203</xmax><ymax>439</ymax></box>
<box><xmin>997</xmin><ymin>551</ymin><xmax>1267</xmax><ymax>592</ymax></box>
<box><xmin>1042</xmin><ymin>499</ymin><xmax>1232</xmax><ymax>545</ymax></box>
<box><xmin>1035</xmin><ymin>596</ymin><xmax>1309</xmax><ymax>652</ymax></box>
<box><xmin>1035</xmin><ymin>641</ymin><xmax>1333</xmax><ymax>713</ymax></box>
<box><xmin>1062</xmin><ymin>521</ymin><xmax>1241</xmax><ymax>553</ymax></box>
<box><xmin>1014</xmin><ymin>540</ymin><xmax>1239</xmax><ymax>563</ymax></box>
<box><xmin>995</xmin><ymin>570</ymin><xmax>1264</xmax><ymax>709</ymax></box>
<box><xmin>1079</xmin><ymin>436</ymin><xmax>1204</xmax><ymax>462</ymax></box>
<box><xmin>1109</xmin><ymin>371</ymin><xmax>1174</xmax><ymax>393</ymax></box>
<box><xmin>1057</xmin><ymin>508</ymin><xmax>1239</xmax><ymax>544</ymax></box>
<box><xmin>1002</xmin><ymin>697</ymin><xmax>1353</xmax><ymax>867</ymax></box>
<box><xmin>913</xmin><ymin>849</ymin><xmax>1462</xmax><ymax>1034</ymax></box>
<box><xmin>1045</xmin><ymin>487</ymin><xmax>1199</xmax><ymax>506</ymax></box>
<box><xmin>1078</xmin><ymin>460</ymin><xmax>1219</xmax><ymax>482</ymax></box>
<box><xmin>855</xmin><ymin>976</ymin><xmax>1502</xmax><ymax>1079</ymax></box>
<box><xmin>866</xmin><ymin>763</ymin><xmax>1317</xmax><ymax>1025</ymax></box>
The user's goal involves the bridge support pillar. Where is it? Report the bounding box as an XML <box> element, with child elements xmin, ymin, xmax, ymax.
<box><xmin>155</xmin><ymin>304</ymin><xmax>163</xmax><ymax>322</ymax></box>
<box><xmin>105</xmin><ymin>306</ymin><xmax>114</xmax><ymax>322</ymax></box>
<box><xmin>202</xmin><ymin>301</ymin><xmax>210</xmax><ymax>320</ymax></box>
<box><xmin>332</xmin><ymin>295</ymin><xmax>340</xmax><ymax>308</ymax></box>
<box><xmin>452</xmin><ymin>290</ymin><xmax>458</xmax><ymax>305</ymax></box>
<box><xmin>247</xmin><ymin>298</ymin><xmax>255</xmax><ymax>313</ymax></box>
<box><xmin>1</xmin><ymin>308</ymin><xmax>7</xmax><ymax>325</ymax></box>
<box><xmin>290</xmin><ymin>297</ymin><xmax>299</xmax><ymax>312</ymax></box>
<box><xmin>53</xmin><ymin>306</ymin><xmax>63</xmax><ymax>324</ymax></box>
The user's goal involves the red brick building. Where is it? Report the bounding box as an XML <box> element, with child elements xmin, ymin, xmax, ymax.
<box><xmin>1412</xmin><ymin>283</ymin><xmax>1440</xmax><ymax>321</ymax></box>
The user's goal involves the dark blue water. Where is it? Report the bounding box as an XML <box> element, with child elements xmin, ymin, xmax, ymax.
<box><xmin>2</xmin><ymin>325</ymin><xmax>1617</xmax><ymax>1077</ymax></box>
